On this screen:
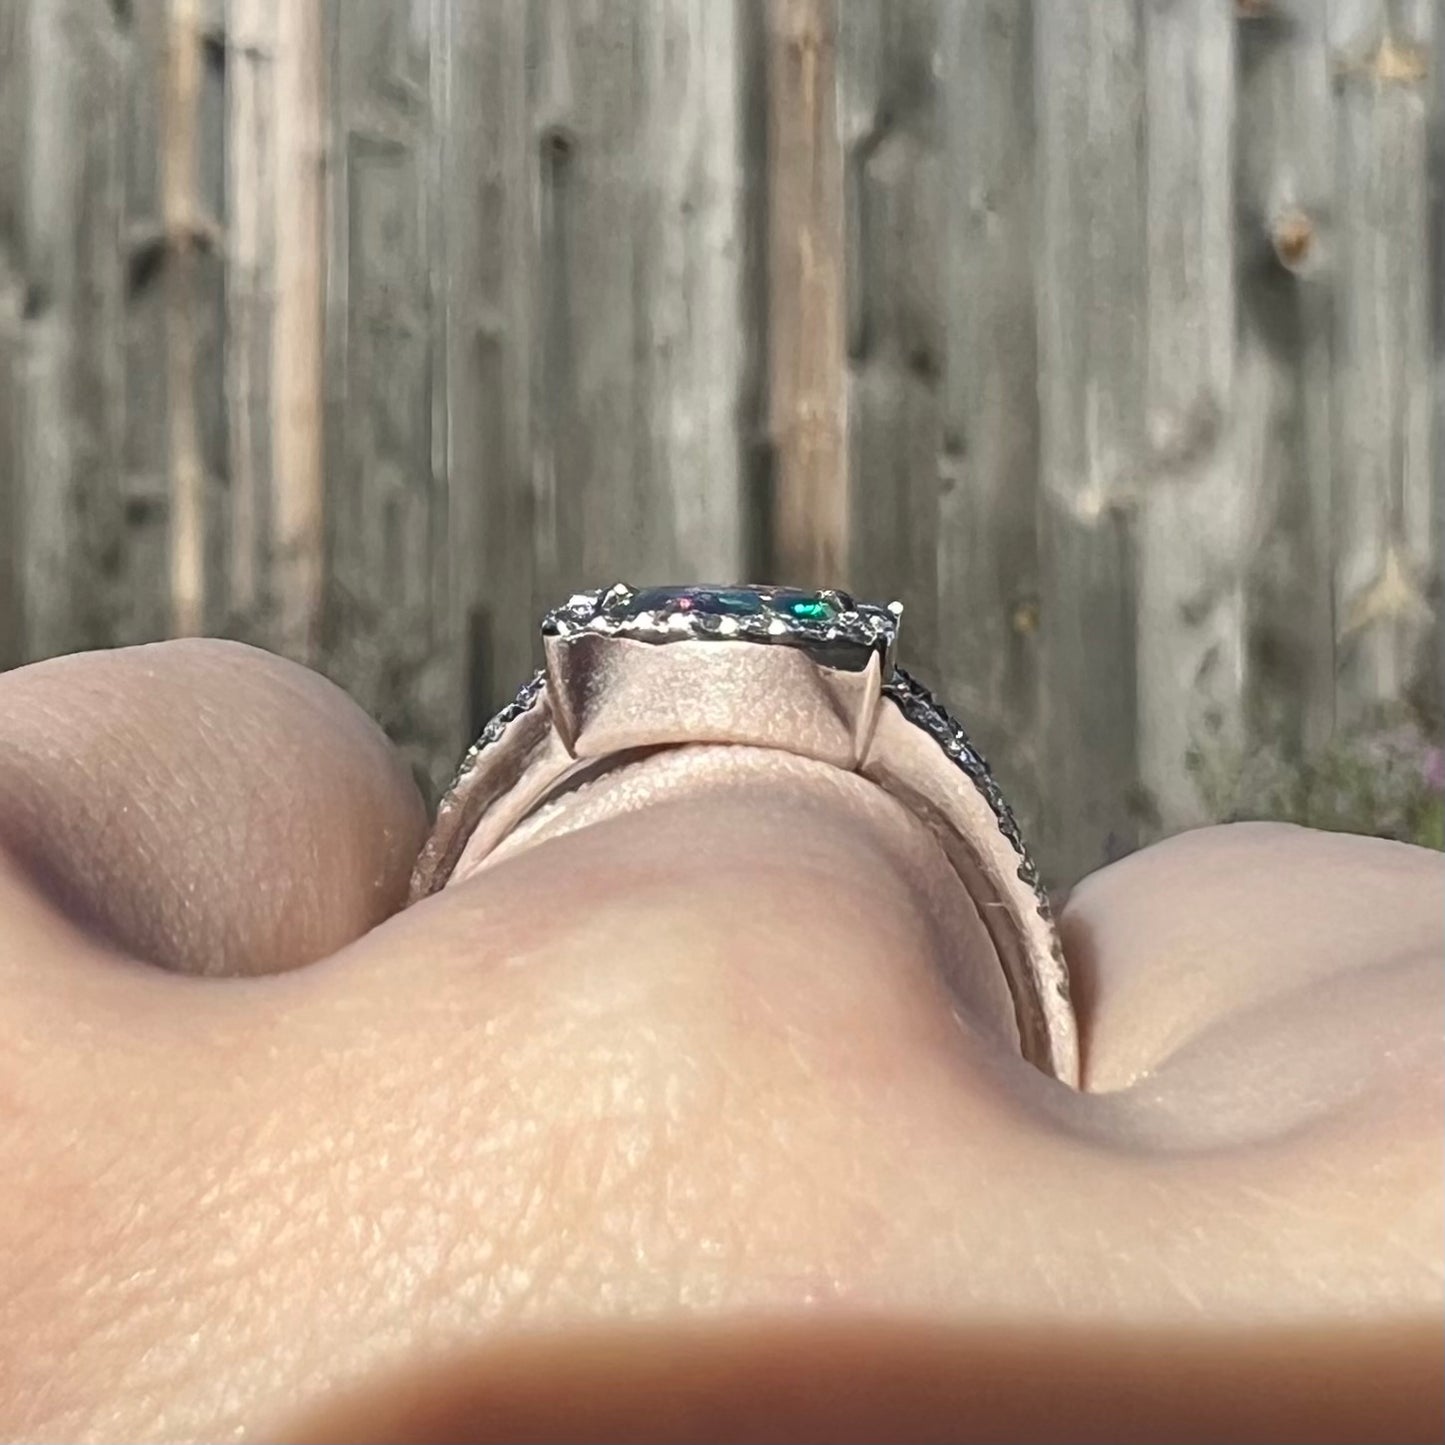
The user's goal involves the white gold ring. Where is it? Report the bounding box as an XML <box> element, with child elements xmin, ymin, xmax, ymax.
<box><xmin>411</xmin><ymin>584</ymin><xmax>1078</xmax><ymax>1086</ymax></box>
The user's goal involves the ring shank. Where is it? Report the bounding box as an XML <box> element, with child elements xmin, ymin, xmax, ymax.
<box><xmin>862</xmin><ymin>703</ymin><xmax>1076</xmax><ymax>1084</ymax></box>
<box><xmin>410</xmin><ymin>677</ymin><xmax>1078</xmax><ymax>1088</ymax></box>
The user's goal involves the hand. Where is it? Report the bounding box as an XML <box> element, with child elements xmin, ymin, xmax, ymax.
<box><xmin>0</xmin><ymin>641</ymin><xmax>1439</xmax><ymax>1443</ymax></box>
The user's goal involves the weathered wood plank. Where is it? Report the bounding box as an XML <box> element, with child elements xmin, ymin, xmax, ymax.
<box><xmin>0</xmin><ymin>0</ymin><xmax>1438</xmax><ymax>871</ymax></box>
<box><xmin>1329</xmin><ymin>0</ymin><xmax>1436</xmax><ymax>724</ymax></box>
<box><xmin>531</xmin><ymin>0</ymin><xmax>639</xmax><ymax>602</ymax></box>
<box><xmin>225</xmin><ymin>0</ymin><xmax>276</xmax><ymax>629</ymax></box>
<box><xmin>767</xmin><ymin>0</ymin><xmax>848</xmax><ymax>588</ymax></box>
<box><xmin>1033</xmin><ymin>0</ymin><xmax>1147</xmax><ymax>882</ymax></box>
<box><xmin>632</xmin><ymin>0</ymin><xmax>747</xmax><ymax>586</ymax></box>
<box><xmin>935</xmin><ymin>0</ymin><xmax>1044</xmax><ymax>847</ymax></box>
<box><xmin>118</xmin><ymin>0</ymin><xmax>176</xmax><ymax>650</ymax></box>
<box><xmin>163</xmin><ymin>0</ymin><xmax>207</xmax><ymax>637</ymax></box>
<box><xmin>536</xmin><ymin>0</ymin><xmax>751</xmax><ymax>594</ymax></box>
<box><xmin>270</xmin><ymin>0</ymin><xmax>325</xmax><ymax>662</ymax></box>
<box><xmin>839</xmin><ymin>0</ymin><xmax>943</xmax><ymax>683</ymax></box>
<box><xmin>17</xmin><ymin>0</ymin><xmax>129</xmax><ymax>659</ymax></box>
<box><xmin>1434</xmin><ymin>0</ymin><xmax>1445</xmax><ymax>732</ymax></box>
<box><xmin>449</xmin><ymin>0</ymin><xmax>753</xmax><ymax>730</ymax></box>
<box><xmin>0</xmin><ymin>1</ymin><xmax>28</xmax><ymax>670</ymax></box>
<box><xmin>195</xmin><ymin>0</ymin><xmax>228</xmax><ymax>632</ymax></box>
<box><xmin>1234</xmin><ymin>0</ymin><xmax>1337</xmax><ymax>756</ymax></box>
<box><xmin>439</xmin><ymin>0</ymin><xmax>535</xmax><ymax>729</ymax></box>
<box><xmin>324</xmin><ymin>0</ymin><xmax>447</xmax><ymax>778</ymax></box>
<box><xmin>1138</xmin><ymin>0</ymin><xmax>1242</xmax><ymax>837</ymax></box>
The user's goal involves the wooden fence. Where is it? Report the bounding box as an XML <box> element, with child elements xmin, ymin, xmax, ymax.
<box><xmin>0</xmin><ymin>0</ymin><xmax>1440</xmax><ymax>885</ymax></box>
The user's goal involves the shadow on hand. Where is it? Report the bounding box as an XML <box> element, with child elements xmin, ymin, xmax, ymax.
<box><xmin>276</xmin><ymin>1312</ymin><xmax>1443</xmax><ymax>1444</ymax></box>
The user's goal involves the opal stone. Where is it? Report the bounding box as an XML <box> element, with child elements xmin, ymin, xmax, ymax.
<box><xmin>782</xmin><ymin>596</ymin><xmax>833</xmax><ymax>621</ymax></box>
<box><xmin>617</xmin><ymin>585</ymin><xmax>836</xmax><ymax>623</ymax></box>
<box><xmin>622</xmin><ymin>585</ymin><xmax>761</xmax><ymax>617</ymax></box>
<box><xmin>708</xmin><ymin>588</ymin><xmax>770</xmax><ymax>615</ymax></box>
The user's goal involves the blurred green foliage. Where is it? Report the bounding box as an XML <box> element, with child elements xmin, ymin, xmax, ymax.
<box><xmin>1188</xmin><ymin>704</ymin><xmax>1445</xmax><ymax>850</ymax></box>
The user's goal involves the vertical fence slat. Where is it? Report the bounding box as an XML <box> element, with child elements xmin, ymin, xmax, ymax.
<box><xmin>226</xmin><ymin>0</ymin><xmax>275</xmax><ymax>631</ymax></box>
<box><xmin>767</xmin><ymin>0</ymin><xmax>847</xmax><ymax>588</ymax></box>
<box><xmin>839</xmin><ymin>1</ymin><xmax>943</xmax><ymax>682</ymax></box>
<box><xmin>1435</xmin><ymin>0</ymin><xmax>1445</xmax><ymax>733</ymax></box>
<box><xmin>271</xmin><ymin>0</ymin><xmax>325</xmax><ymax>662</ymax></box>
<box><xmin>0</xmin><ymin>0</ymin><xmax>1439</xmax><ymax>874</ymax></box>
<box><xmin>1234</xmin><ymin>0</ymin><xmax>1337</xmax><ymax>756</ymax></box>
<box><xmin>450</xmin><ymin>0</ymin><xmax>753</xmax><ymax>727</ymax></box>
<box><xmin>19</xmin><ymin>0</ymin><xmax>130</xmax><ymax>659</ymax></box>
<box><xmin>163</xmin><ymin>0</ymin><xmax>206</xmax><ymax>636</ymax></box>
<box><xmin>0</xmin><ymin>2</ymin><xmax>28</xmax><ymax>669</ymax></box>
<box><xmin>1330</xmin><ymin>0</ymin><xmax>1436</xmax><ymax>724</ymax></box>
<box><xmin>935</xmin><ymin>0</ymin><xmax>1043</xmax><ymax>847</ymax></box>
<box><xmin>633</xmin><ymin>0</ymin><xmax>747</xmax><ymax>587</ymax></box>
<box><xmin>119</xmin><ymin>0</ymin><xmax>175</xmax><ymax>649</ymax></box>
<box><xmin>195</xmin><ymin>0</ymin><xmax>229</xmax><ymax>633</ymax></box>
<box><xmin>1034</xmin><ymin>1</ymin><xmax>1147</xmax><ymax>882</ymax></box>
<box><xmin>526</xmin><ymin>0</ymin><xmax>750</xmax><ymax>602</ymax></box>
<box><xmin>442</xmin><ymin>0</ymin><xmax>536</xmax><ymax>727</ymax></box>
<box><xmin>529</xmin><ymin>0</ymin><xmax>626</xmax><ymax>601</ymax></box>
<box><xmin>1139</xmin><ymin>0</ymin><xmax>1242</xmax><ymax>837</ymax></box>
<box><xmin>325</xmin><ymin>0</ymin><xmax>447</xmax><ymax>778</ymax></box>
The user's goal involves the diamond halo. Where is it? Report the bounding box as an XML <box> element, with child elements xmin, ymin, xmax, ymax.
<box><xmin>542</xmin><ymin>583</ymin><xmax>900</xmax><ymax>659</ymax></box>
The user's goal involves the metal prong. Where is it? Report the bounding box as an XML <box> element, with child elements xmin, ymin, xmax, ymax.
<box><xmin>849</xmin><ymin>649</ymin><xmax>884</xmax><ymax>764</ymax></box>
<box><xmin>542</xmin><ymin>632</ymin><xmax>580</xmax><ymax>756</ymax></box>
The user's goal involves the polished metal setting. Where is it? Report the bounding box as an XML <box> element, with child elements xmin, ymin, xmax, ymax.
<box><xmin>410</xmin><ymin>584</ymin><xmax>1078</xmax><ymax>1087</ymax></box>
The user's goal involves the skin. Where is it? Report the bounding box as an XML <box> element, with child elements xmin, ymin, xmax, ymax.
<box><xmin>0</xmin><ymin>639</ymin><xmax>1439</xmax><ymax>1444</ymax></box>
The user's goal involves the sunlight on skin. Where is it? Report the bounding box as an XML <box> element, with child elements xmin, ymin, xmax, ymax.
<box><xmin>0</xmin><ymin>642</ymin><xmax>1439</xmax><ymax>1444</ymax></box>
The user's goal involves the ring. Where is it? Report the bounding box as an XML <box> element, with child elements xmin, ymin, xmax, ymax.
<box><xmin>410</xmin><ymin>584</ymin><xmax>1078</xmax><ymax>1086</ymax></box>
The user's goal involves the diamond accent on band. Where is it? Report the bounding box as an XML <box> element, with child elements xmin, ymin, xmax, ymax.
<box><xmin>439</xmin><ymin>603</ymin><xmax>1054</xmax><ymax>947</ymax></box>
<box><xmin>884</xmin><ymin>666</ymin><xmax>1050</xmax><ymax>912</ymax></box>
<box><xmin>441</xmin><ymin>668</ymin><xmax>546</xmax><ymax>782</ymax></box>
<box><xmin>417</xmin><ymin>583</ymin><xmax>1073</xmax><ymax>1081</ymax></box>
<box><xmin>542</xmin><ymin>584</ymin><xmax>898</xmax><ymax>656</ymax></box>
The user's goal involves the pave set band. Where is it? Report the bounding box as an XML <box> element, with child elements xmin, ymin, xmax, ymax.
<box><xmin>410</xmin><ymin>585</ymin><xmax>1079</xmax><ymax>1087</ymax></box>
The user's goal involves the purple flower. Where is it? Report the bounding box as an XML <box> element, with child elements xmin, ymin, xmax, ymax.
<box><xmin>1423</xmin><ymin>746</ymin><xmax>1445</xmax><ymax>794</ymax></box>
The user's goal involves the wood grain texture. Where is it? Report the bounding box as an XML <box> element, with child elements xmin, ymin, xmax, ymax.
<box><xmin>839</xmin><ymin>0</ymin><xmax>944</xmax><ymax>683</ymax></box>
<box><xmin>0</xmin><ymin>0</ymin><xmax>28</xmax><ymax>671</ymax></box>
<box><xmin>768</xmin><ymin>0</ymin><xmax>848</xmax><ymax>587</ymax></box>
<box><xmin>1330</xmin><ymin>0</ymin><xmax>1436</xmax><ymax>724</ymax></box>
<box><xmin>1139</xmin><ymin>0</ymin><xmax>1242</xmax><ymax>836</ymax></box>
<box><xmin>9</xmin><ymin>0</ymin><xmax>129</xmax><ymax>660</ymax></box>
<box><xmin>1435</xmin><ymin>0</ymin><xmax>1445</xmax><ymax>730</ymax></box>
<box><xmin>0</xmin><ymin>0</ymin><xmax>1440</xmax><ymax>884</ymax></box>
<box><xmin>323</xmin><ymin>0</ymin><xmax>448</xmax><ymax>780</ymax></box>
<box><xmin>527</xmin><ymin>1</ymin><xmax>749</xmax><ymax>600</ymax></box>
<box><xmin>935</xmin><ymin>0</ymin><xmax>1044</xmax><ymax>847</ymax></box>
<box><xmin>437</xmin><ymin>0</ymin><xmax>535</xmax><ymax>735</ymax></box>
<box><xmin>120</xmin><ymin>0</ymin><xmax>178</xmax><ymax>650</ymax></box>
<box><xmin>164</xmin><ymin>0</ymin><xmax>206</xmax><ymax>637</ymax></box>
<box><xmin>225</xmin><ymin>0</ymin><xmax>275</xmax><ymax>628</ymax></box>
<box><xmin>633</xmin><ymin>0</ymin><xmax>748</xmax><ymax>588</ymax></box>
<box><xmin>443</xmin><ymin>0</ymin><xmax>752</xmax><ymax>732</ymax></box>
<box><xmin>270</xmin><ymin>0</ymin><xmax>326</xmax><ymax>663</ymax></box>
<box><xmin>1234</xmin><ymin>0</ymin><xmax>1338</xmax><ymax>757</ymax></box>
<box><xmin>1033</xmin><ymin>0</ymin><xmax>1147</xmax><ymax>880</ymax></box>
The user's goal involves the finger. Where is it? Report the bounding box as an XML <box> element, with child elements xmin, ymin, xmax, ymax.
<box><xmin>6</xmin><ymin>748</ymin><xmax>1440</xmax><ymax>1441</ymax></box>
<box><xmin>0</xmin><ymin>639</ymin><xmax>426</xmax><ymax>976</ymax></box>
<box><xmin>1060</xmin><ymin>822</ymin><xmax>1445</xmax><ymax>1090</ymax></box>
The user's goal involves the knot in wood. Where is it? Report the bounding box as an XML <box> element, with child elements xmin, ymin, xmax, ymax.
<box><xmin>1270</xmin><ymin>210</ymin><xmax>1315</xmax><ymax>273</ymax></box>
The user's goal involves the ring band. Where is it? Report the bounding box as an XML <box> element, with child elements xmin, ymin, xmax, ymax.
<box><xmin>410</xmin><ymin>584</ymin><xmax>1078</xmax><ymax>1086</ymax></box>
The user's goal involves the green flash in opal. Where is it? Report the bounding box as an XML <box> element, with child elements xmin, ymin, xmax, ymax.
<box><xmin>786</xmin><ymin>598</ymin><xmax>834</xmax><ymax>621</ymax></box>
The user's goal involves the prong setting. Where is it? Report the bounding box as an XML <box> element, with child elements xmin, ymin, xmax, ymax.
<box><xmin>541</xmin><ymin>584</ymin><xmax>900</xmax><ymax>670</ymax></box>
